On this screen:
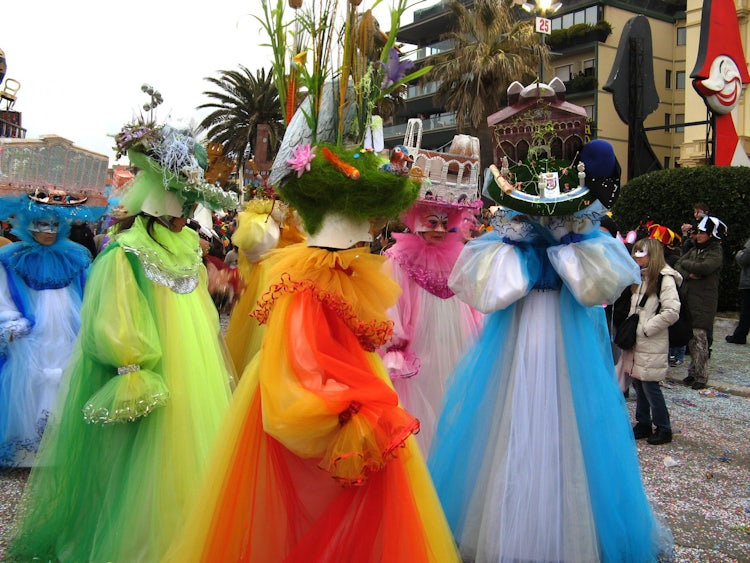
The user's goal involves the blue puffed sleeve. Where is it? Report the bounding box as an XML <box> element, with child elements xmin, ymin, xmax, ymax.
<box><xmin>546</xmin><ymin>207</ymin><xmax>640</xmax><ymax>306</ymax></box>
<box><xmin>449</xmin><ymin>225</ymin><xmax>541</xmax><ymax>314</ymax></box>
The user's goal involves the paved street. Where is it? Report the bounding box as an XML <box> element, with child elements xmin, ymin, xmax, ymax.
<box><xmin>1</xmin><ymin>316</ymin><xmax>749</xmax><ymax>561</ymax></box>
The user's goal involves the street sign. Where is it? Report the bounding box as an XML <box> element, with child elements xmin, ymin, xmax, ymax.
<box><xmin>535</xmin><ymin>16</ymin><xmax>552</xmax><ymax>35</ymax></box>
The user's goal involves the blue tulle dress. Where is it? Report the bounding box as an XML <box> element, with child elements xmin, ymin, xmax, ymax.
<box><xmin>428</xmin><ymin>205</ymin><xmax>673</xmax><ymax>562</ymax></box>
<box><xmin>0</xmin><ymin>238</ymin><xmax>91</xmax><ymax>467</ymax></box>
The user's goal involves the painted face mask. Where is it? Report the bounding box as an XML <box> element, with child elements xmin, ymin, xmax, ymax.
<box><xmin>415</xmin><ymin>209</ymin><xmax>450</xmax><ymax>233</ymax></box>
<box><xmin>30</xmin><ymin>219</ymin><xmax>60</xmax><ymax>234</ymax></box>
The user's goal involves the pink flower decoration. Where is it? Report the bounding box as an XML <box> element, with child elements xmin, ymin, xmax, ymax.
<box><xmin>287</xmin><ymin>144</ymin><xmax>316</xmax><ymax>178</ymax></box>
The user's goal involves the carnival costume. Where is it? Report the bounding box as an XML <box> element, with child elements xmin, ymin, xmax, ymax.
<box><xmin>224</xmin><ymin>197</ymin><xmax>305</xmax><ymax>375</ymax></box>
<box><xmin>166</xmin><ymin>142</ymin><xmax>459</xmax><ymax>562</ymax></box>
<box><xmin>0</xmin><ymin>191</ymin><xmax>105</xmax><ymax>467</ymax></box>
<box><xmin>382</xmin><ymin>190</ymin><xmax>483</xmax><ymax>454</ymax></box>
<box><xmin>428</xmin><ymin>139</ymin><xmax>674</xmax><ymax>562</ymax></box>
<box><xmin>8</xmin><ymin>89</ymin><xmax>239</xmax><ymax>562</ymax></box>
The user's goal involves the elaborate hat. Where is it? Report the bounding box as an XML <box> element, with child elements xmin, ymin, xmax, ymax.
<box><xmin>484</xmin><ymin>139</ymin><xmax>621</xmax><ymax>216</ymax></box>
<box><xmin>0</xmin><ymin>188</ymin><xmax>107</xmax><ymax>243</ymax></box>
<box><xmin>267</xmin><ymin>3</ymin><xmax>427</xmax><ymax>248</ymax></box>
<box><xmin>275</xmin><ymin>143</ymin><xmax>419</xmax><ymax>247</ymax></box>
<box><xmin>114</xmin><ymin>85</ymin><xmax>238</xmax><ymax>218</ymax></box>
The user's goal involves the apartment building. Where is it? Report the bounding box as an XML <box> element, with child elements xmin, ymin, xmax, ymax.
<box><xmin>386</xmin><ymin>0</ymin><xmax>747</xmax><ymax>174</ymax></box>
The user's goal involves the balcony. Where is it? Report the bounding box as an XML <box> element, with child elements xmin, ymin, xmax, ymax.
<box><xmin>384</xmin><ymin>113</ymin><xmax>458</xmax><ymax>148</ymax></box>
<box><xmin>0</xmin><ymin>112</ymin><xmax>25</xmax><ymax>139</ymax></box>
<box><xmin>401</xmin><ymin>39</ymin><xmax>455</xmax><ymax>64</ymax></box>
<box><xmin>546</xmin><ymin>21</ymin><xmax>612</xmax><ymax>50</ymax></box>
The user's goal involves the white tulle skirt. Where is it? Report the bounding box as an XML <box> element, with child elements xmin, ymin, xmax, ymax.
<box><xmin>0</xmin><ymin>287</ymin><xmax>81</xmax><ymax>466</ymax></box>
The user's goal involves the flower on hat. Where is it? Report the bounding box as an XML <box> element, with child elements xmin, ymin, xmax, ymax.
<box><xmin>114</xmin><ymin>85</ymin><xmax>238</xmax><ymax>216</ymax></box>
<box><xmin>287</xmin><ymin>144</ymin><xmax>316</xmax><ymax>178</ymax></box>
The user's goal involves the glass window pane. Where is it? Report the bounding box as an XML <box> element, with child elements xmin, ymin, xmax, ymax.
<box><xmin>585</xmin><ymin>6</ymin><xmax>597</xmax><ymax>24</ymax></box>
<box><xmin>676</xmin><ymin>113</ymin><xmax>685</xmax><ymax>133</ymax></box>
<box><xmin>677</xmin><ymin>27</ymin><xmax>686</xmax><ymax>46</ymax></box>
<box><xmin>666</xmin><ymin>70</ymin><xmax>672</xmax><ymax>88</ymax></box>
<box><xmin>555</xmin><ymin>65</ymin><xmax>572</xmax><ymax>82</ymax></box>
<box><xmin>562</xmin><ymin>13</ymin><xmax>573</xmax><ymax>28</ymax></box>
<box><xmin>676</xmin><ymin>71</ymin><xmax>685</xmax><ymax>89</ymax></box>
<box><xmin>574</xmin><ymin>10</ymin><xmax>584</xmax><ymax>25</ymax></box>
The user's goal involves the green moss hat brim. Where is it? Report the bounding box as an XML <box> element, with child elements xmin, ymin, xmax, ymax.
<box><xmin>277</xmin><ymin>145</ymin><xmax>420</xmax><ymax>235</ymax></box>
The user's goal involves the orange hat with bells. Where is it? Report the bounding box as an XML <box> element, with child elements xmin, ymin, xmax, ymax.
<box><xmin>648</xmin><ymin>223</ymin><xmax>681</xmax><ymax>247</ymax></box>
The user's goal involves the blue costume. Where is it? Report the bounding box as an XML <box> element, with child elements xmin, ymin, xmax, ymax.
<box><xmin>428</xmin><ymin>203</ymin><xmax>673</xmax><ymax>562</ymax></box>
<box><xmin>0</xmin><ymin>193</ymin><xmax>104</xmax><ymax>466</ymax></box>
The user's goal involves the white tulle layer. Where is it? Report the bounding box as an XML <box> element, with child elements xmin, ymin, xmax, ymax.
<box><xmin>0</xmin><ymin>281</ymin><xmax>81</xmax><ymax>466</ymax></box>
<box><xmin>458</xmin><ymin>290</ymin><xmax>600</xmax><ymax>562</ymax></box>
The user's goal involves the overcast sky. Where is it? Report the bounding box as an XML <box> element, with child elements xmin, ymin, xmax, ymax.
<box><xmin>3</xmin><ymin>0</ymin><xmax>406</xmax><ymax>165</ymax></box>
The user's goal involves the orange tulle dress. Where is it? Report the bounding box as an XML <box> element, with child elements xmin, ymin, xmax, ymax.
<box><xmin>167</xmin><ymin>243</ymin><xmax>460</xmax><ymax>562</ymax></box>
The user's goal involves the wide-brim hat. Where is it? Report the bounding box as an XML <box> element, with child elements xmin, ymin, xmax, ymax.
<box><xmin>484</xmin><ymin>140</ymin><xmax>621</xmax><ymax>216</ymax></box>
<box><xmin>122</xmin><ymin>149</ymin><xmax>238</xmax><ymax>218</ymax></box>
<box><xmin>276</xmin><ymin>144</ymin><xmax>419</xmax><ymax>236</ymax></box>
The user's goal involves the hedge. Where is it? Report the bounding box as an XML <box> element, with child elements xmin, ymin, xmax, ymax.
<box><xmin>611</xmin><ymin>166</ymin><xmax>750</xmax><ymax>312</ymax></box>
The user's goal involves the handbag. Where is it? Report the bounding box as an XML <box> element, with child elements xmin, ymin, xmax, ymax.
<box><xmin>614</xmin><ymin>312</ymin><xmax>639</xmax><ymax>350</ymax></box>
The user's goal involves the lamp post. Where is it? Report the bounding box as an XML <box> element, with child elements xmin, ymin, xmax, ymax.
<box><xmin>522</xmin><ymin>0</ymin><xmax>563</xmax><ymax>83</ymax></box>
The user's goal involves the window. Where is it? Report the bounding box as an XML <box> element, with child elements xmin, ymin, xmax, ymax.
<box><xmin>552</xmin><ymin>7</ymin><xmax>599</xmax><ymax>29</ymax></box>
<box><xmin>666</xmin><ymin>70</ymin><xmax>672</xmax><ymax>89</ymax></box>
<box><xmin>676</xmin><ymin>71</ymin><xmax>686</xmax><ymax>89</ymax></box>
<box><xmin>675</xmin><ymin>113</ymin><xmax>685</xmax><ymax>133</ymax></box>
<box><xmin>665</xmin><ymin>113</ymin><xmax>671</xmax><ymax>131</ymax></box>
<box><xmin>583</xmin><ymin>59</ymin><xmax>595</xmax><ymax>76</ymax></box>
<box><xmin>555</xmin><ymin>65</ymin><xmax>573</xmax><ymax>82</ymax></box>
<box><xmin>583</xmin><ymin>105</ymin><xmax>595</xmax><ymax>119</ymax></box>
<box><xmin>664</xmin><ymin>156</ymin><xmax>671</xmax><ymax>169</ymax></box>
<box><xmin>677</xmin><ymin>27</ymin><xmax>686</xmax><ymax>46</ymax></box>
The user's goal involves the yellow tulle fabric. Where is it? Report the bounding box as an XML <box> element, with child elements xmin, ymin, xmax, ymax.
<box><xmin>225</xmin><ymin>206</ymin><xmax>306</xmax><ymax>375</ymax></box>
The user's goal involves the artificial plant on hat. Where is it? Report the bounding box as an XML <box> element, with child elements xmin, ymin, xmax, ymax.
<box><xmin>265</xmin><ymin>0</ymin><xmax>432</xmax><ymax>248</ymax></box>
<box><xmin>113</xmin><ymin>84</ymin><xmax>238</xmax><ymax>220</ymax></box>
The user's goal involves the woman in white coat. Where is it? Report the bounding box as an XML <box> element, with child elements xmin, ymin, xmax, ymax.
<box><xmin>618</xmin><ymin>237</ymin><xmax>681</xmax><ymax>445</ymax></box>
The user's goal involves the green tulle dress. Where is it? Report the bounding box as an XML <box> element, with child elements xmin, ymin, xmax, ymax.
<box><xmin>7</xmin><ymin>216</ymin><xmax>234</xmax><ymax>562</ymax></box>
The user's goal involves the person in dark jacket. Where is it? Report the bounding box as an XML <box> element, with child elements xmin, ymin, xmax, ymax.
<box><xmin>674</xmin><ymin>215</ymin><xmax>726</xmax><ymax>390</ymax></box>
<box><xmin>726</xmin><ymin>236</ymin><xmax>750</xmax><ymax>344</ymax></box>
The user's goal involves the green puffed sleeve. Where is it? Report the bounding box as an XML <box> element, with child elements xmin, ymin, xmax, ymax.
<box><xmin>80</xmin><ymin>245</ymin><xmax>168</xmax><ymax>424</ymax></box>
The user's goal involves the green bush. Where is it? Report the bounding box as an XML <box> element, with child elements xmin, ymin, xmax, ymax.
<box><xmin>567</xmin><ymin>74</ymin><xmax>597</xmax><ymax>93</ymax></box>
<box><xmin>593</xmin><ymin>20</ymin><xmax>613</xmax><ymax>36</ymax></box>
<box><xmin>566</xmin><ymin>23</ymin><xmax>590</xmax><ymax>40</ymax></box>
<box><xmin>545</xmin><ymin>21</ymin><xmax>612</xmax><ymax>49</ymax></box>
<box><xmin>612</xmin><ymin>166</ymin><xmax>750</xmax><ymax>311</ymax></box>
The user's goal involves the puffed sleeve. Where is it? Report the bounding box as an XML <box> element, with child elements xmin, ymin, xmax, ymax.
<box><xmin>448</xmin><ymin>231</ymin><xmax>539</xmax><ymax>313</ymax></box>
<box><xmin>380</xmin><ymin>262</ymin><xmax>421</xmax><ymax>380</ymax></box>
<box><xmin>548</xmin><ymin>232</ymin><xmax>640</xmax><ymax>306</ymax></box>
<box><xmin>79</xmin><ymin>246</ymin><xmax>168</xmax><ymax>424</ymax></box>
<box><xmin>259</xmin><ymin>289</ymin><xmax>418</xmax><ymax>485</ymax></box>
<box><xmin>0</xmin><ymin>267</ymin><xmax>31</xmax><ymax>355</ymax></box>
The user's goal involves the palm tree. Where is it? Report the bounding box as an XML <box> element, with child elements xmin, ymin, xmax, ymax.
<box><xmin>430</xmin><ymin>0</ymin><xmax>548</xmax><ymax>167</ymax></box>
<box><xmin>198</xmin><ymin>66</ymin><xmax>285</xmax><ymax>187</ymax></box>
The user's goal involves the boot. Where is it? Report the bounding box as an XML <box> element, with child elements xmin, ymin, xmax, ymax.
<box><xmin>725</xmin><ymin>334</ymin><xmax>747</xmax><ymax>344</ymax></box>
<box><xmin>633</xmin><ymin>423</ymin><xmax>653</xmax><ymax>440</ymax></box>
<box><xmin>647</xmin><ymin>429</ymin><xmax>672</xmax><ymax>445</ymax></box>
<box><xmin>691</xmin><ymin>381</ymin><xmax>707</xmax><ymax>390</ymax></box>
<box><xmin>682</xmin><ymin>375</ymin><xmax>695</xmax><ymax>386</ymax></box>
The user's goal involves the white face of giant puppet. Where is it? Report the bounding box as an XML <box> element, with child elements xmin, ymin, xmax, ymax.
<box><xmin>697</xmin><ymin>55</ymin><xmax>744</xmax><ymax>114</ymax></box>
